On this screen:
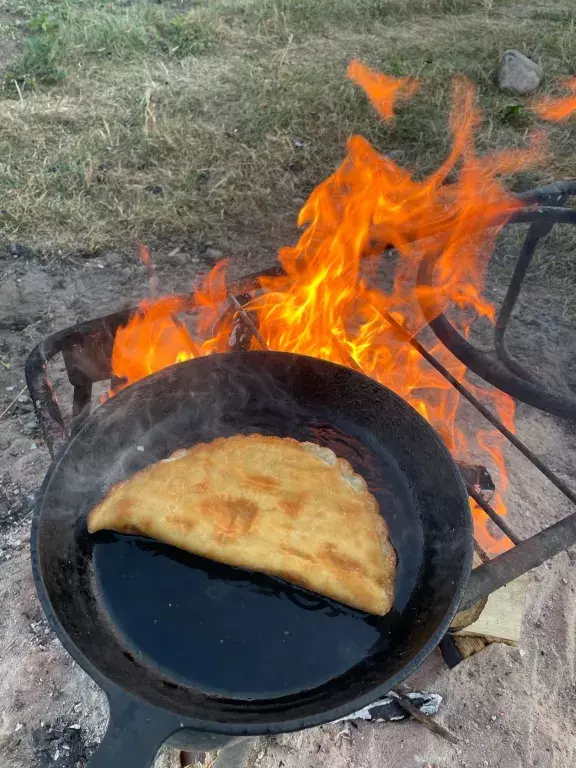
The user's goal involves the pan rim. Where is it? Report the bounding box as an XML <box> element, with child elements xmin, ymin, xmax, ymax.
<box><xmin>31</xmin><ymin>350</ymin><xmax>474</xmax><ymax>734</ymax></box>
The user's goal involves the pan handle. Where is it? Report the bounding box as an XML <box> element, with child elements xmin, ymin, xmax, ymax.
<box><xmin>460</xmin><ymin>508</ymin><xmax>576</xmax><ymax>611</ymax></box>
<box><xmin>87</xmin><ymin>691</ymin><xmax>181</xmax><ymax>768</ymax></box>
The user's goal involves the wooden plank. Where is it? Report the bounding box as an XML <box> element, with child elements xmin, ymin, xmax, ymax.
<box><xmin>455</xmin><ymin>574</ymin><xmax>528</xmax><ymax>645</ymax></box>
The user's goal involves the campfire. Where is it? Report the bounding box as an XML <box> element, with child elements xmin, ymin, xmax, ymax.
<box><xmin>109</xmin><ymin>61</ymin><xmax>576</xmax><ymax>555</ymax></box>
<box><xmin>23</xmin><ymin>61</ymin><xmax>576</xmax><ymax>763</ymax></box>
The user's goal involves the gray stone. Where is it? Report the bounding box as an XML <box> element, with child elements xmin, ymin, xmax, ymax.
<box><xmin>387</xmin><ymin>149</ymin><xmax>406</xmax><ymax>163</ymax></box>
<box><xmin>204</xmin><ymin>247</ymin><xmax>224</xmax><ymax>263</ymax></box>
<box><xmin>498</xmin><ymin>50</ymin><xmax>543</xmax><ymax>95</ymax></box>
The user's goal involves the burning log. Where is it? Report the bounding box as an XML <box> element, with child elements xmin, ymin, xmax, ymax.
<box><xmin>171</xmin><ymin>314</ymin><xmax>201</xmax><ymax>357</ymax></box>
<box><xmin>456</xmin><ymin>462</ymin><xmax>495</xmax><ymax>502</ymax></box>
<box><xmin>227</xmin><ymin>293</ymin><xmax>268</xmax><ymax>351</ymax></box>
<box><xmin>329</xmin><ymin>333</ymin><xmax>363</xmax><ymax>372</ymax></box>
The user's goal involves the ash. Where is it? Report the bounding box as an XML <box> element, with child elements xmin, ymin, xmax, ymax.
<box><xmin>30</xmin><ymin>718</ymin><xmax>97</xmax><ymax>768</ymax></box>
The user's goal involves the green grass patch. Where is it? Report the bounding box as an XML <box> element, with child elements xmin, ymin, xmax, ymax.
<box><xmin>217</xmin><ymin>0</ymin><xmax>501</xmax><ymax>37</ymax></box>
<box><xmin>0</xmin><ymin>0</ymin><xmax>575</xmax><ymax>264</ymax></box>
<box><xmin>3</xmin><ymin>3</ymin><xmax>219</xmax><ymax>91</ymax></box>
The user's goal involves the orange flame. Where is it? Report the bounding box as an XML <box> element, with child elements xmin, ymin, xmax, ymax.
<box><xmin>111</xmin><ymin>61</ymin><xmax>547</xmax><ymax>555</ymax></box>
<box><xmin>347</xmin><ymin>60</ymin><xmax>419</xmax><ymax>120</ymax></box>
<box><xmin>533</xmin><ymin>78</ymin><xmax>576</xmax><ymax>122</ymax></box>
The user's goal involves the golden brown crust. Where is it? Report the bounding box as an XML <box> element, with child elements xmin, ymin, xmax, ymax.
<box><xmin>88</xmin><ymin>434</ymin><xmax>397</xmax><ymax>615</ymax></box>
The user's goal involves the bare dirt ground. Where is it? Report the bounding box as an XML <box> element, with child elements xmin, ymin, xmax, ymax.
<box><xmin>0</xmin><ymin>236</ymin><xmax>575</xmax><ymax>767</ymax></box>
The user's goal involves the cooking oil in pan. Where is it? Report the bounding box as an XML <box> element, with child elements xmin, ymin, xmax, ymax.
<box><xmin>92</xmin><ymin>418</ymin><xmax>422</xmax><ymax>699</ymax></box>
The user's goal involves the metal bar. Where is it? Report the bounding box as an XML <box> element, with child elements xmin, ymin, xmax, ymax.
<box><xmin>461</xmin><ymin>509</ymin><xmax>576</xmax><ymax>610</ymax></box>
<box><xmin>376</xmin><ymin>308</ymin><xmax>576</xmax><ymax>509</ymax></box>
<box><xmin>494</xmin><ymin>224</ymin><xmax>546</xmax><ymax>385</ymax></box>
<box><xmin>25</xmin><ymin>342</ymin><xmax>69</xmax><ymax>457</ymax></box>
<box><xmin>494</xmin><ymin>193</ymin><xmax>567</xmax><ymax>386</ymax></box>
<box><xmin>438</xmin><ymin>635</ymin><xmax>465</xmax><ymax>669</ymax></box>
<box><xmin>72</xmin><ymin>382</ymin><xmax>92</xmax><ymax>420</ymax></box>
<box><xmin>418</xmin><ymin>254</ymin><xmax>576</xmax><ymax>422</ymax></box>
<box><xmin>466</xmin><ymin>485</ymin><xmax>520</xmax><ymax>545</ymax></box>
<box><xmin>517</xmin><ymin>180</ymin><xmax>576</xmax><ymax>205</ymax></box>
<box><xmin>227</xmin><ymin>293</ymin><xmax>270</xmax><ymax>351</ymax></box>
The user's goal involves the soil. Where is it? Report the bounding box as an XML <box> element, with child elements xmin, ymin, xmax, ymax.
<box><xmin>0</xmin><ymin>238</ymin><xmax>575</xmax><ymax>767</ymax></box>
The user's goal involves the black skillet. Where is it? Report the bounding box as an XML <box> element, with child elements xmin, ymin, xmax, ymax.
<box><xmin>31</xmin><ymin>351</ymin><xmax>473</xmax><ymax>767</ymax></box>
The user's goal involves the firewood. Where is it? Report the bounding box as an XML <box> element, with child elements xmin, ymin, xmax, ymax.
<box><xmin>450</xmin><ymin>598</ymin><xmax>488</xmax><ymax>631</ymax></box>
<box><xmin>454</xmin><ymin>574</ymin><xmax>528</xmax><ymax>645</ymax></box>
<box><xmin>389</xmin><ymin>691</ymin><xmax>458</xmax><ymax>745</ymax></box>
<box><xmin>456</xmin><ymin>462</ymin><xmax>495</xmax><ymax>501</ymax></box>
<box><xmin>453</xmin><ymin>635</ymin><xmax>488</xmax><ymax>659</ymax></box>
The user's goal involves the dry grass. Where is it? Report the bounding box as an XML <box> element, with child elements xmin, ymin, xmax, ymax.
<box><xmin>0</xmin><ymin>0</ymin><xmax>575</xmax><ymax>261</ymax></box>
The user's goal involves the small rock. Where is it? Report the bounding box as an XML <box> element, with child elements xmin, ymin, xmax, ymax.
<box><xmin>69</xmin><ymin>723</ymin><xmax>81</xmax><ymax>729</ymax></box>
<box><xmin>170</xmin><ymin>252</ymin><xmax>189</xmax><ymax>267</ymax></box>
<box><xmin>15</xmin><ymin>723</ymin><xmax>23</xmax><ymax>732</ymax></box>
<box><xmin>562</xmin><ymin>577</ymin><xmax>568</xmax><ymax>584</ymax></box>
<box><xmin>498</xmin><ymin>50</ymin><xmax>542</xmax><ymax>95</ymax></box>
<box><xmin>204</xmin><ymin>247</ymin><xmax>224</xmax><ymax>263</ymax></box>
<box><xmin>388</xmin><ymin>149</ymin><xmax>406</xmax><ymax>162</ymax></box>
